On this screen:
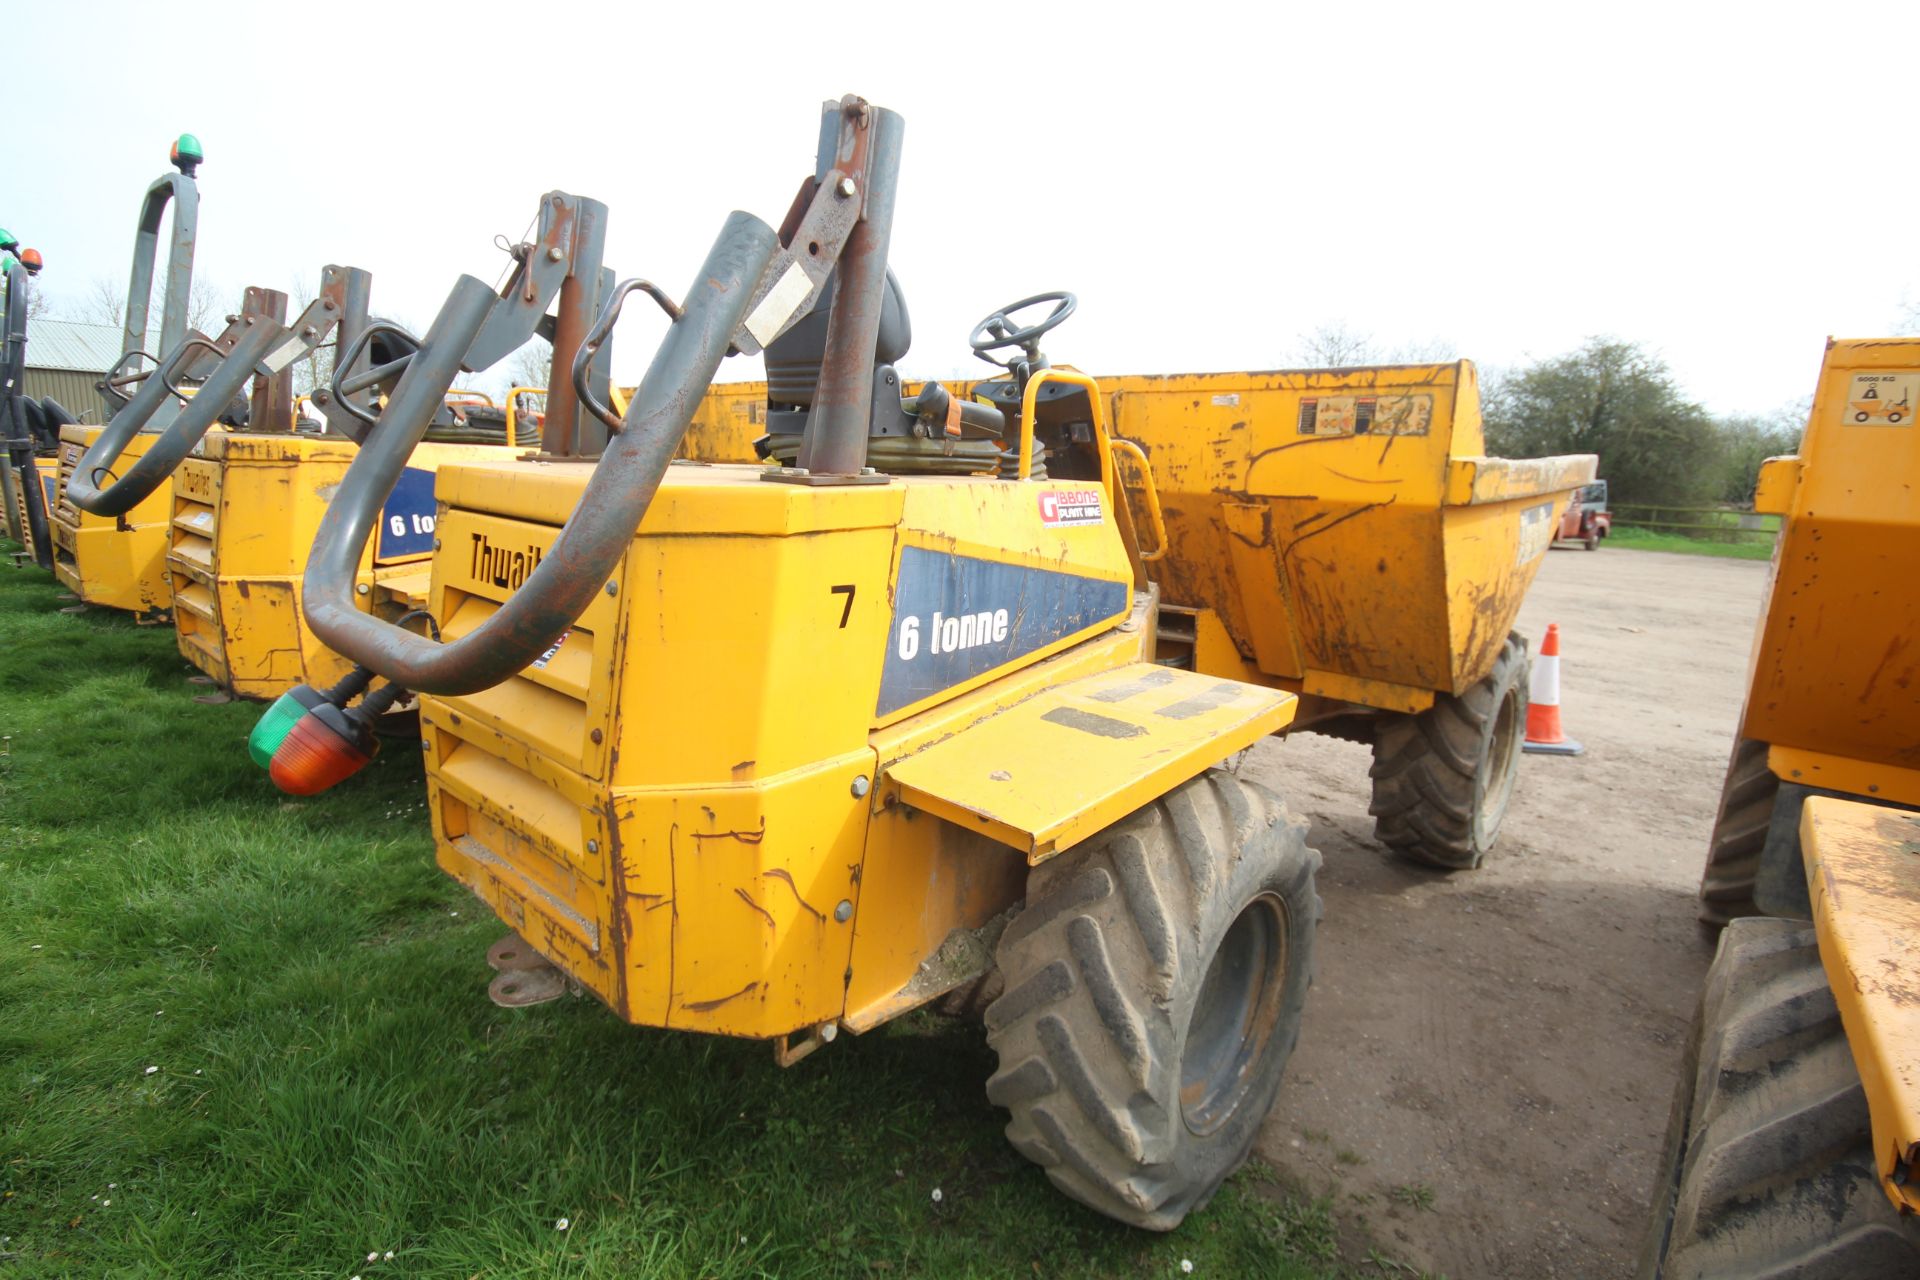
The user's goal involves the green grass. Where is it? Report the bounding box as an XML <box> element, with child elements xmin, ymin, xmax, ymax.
<box><xmin>1604</xmin><ymin>525</ymin><xmax>1777</xmax><ymax>561</ymax></box>
<box><xmin>0</xmin><ymin>554</ymin><xmax>1356</xmax><ymax>1278</ymax></box>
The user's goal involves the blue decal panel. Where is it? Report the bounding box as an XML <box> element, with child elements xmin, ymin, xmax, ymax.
<box><xmin>877</xmin><ymin>545</ymin><xmax>1130</xmax><ymax>717</ymax></box>
<box><xmin>376</xmin><ymin>466</ymin><xmax>438</xmax><ymax>562</ymax></box>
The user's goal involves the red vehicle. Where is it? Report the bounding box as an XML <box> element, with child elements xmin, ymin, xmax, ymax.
<box><xmin>1557</xmin><ymin>479</ymin><xmax>1610</xmax><ymax>550</ymax></box>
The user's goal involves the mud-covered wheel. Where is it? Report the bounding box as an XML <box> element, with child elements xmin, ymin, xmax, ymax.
<box><xmin>983</xmin><ymin>769</ymin><xmax>1320</xmax><ymax>1230</ymax></box>
<box><xmin>1368</xmin><ymin>630</ymin><xmax>1529</xmax><ymax>870</ymax></box>
<box><xmin>1640</xmin><ymin>918</ymin><xmax>1920</xmax><ymax>1278</ymax></box>
<box><xmin>1584</xmin><ymin>532</ymin><xmax>1601</xmax><ymax>551</ymax></box>
<box><xmin>1696</xmin><ymin>738</ymin><xmax>1777</xmax><ymax>927</ymax></box>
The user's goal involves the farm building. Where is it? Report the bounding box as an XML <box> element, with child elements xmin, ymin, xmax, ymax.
<box><xmin>19</xmin><ymin>319</ymin><xmax>118</xmax><ymax>420</ymax></box>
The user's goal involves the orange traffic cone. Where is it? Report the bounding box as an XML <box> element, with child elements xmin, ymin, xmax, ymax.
<box><xmin>1522</xmin><ymin>623</ymin><xmax>1583</xmax><ymax>756</ymax></box>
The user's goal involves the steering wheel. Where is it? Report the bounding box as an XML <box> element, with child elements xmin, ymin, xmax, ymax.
<box><xmin>969</xmin><ymin>291</ymin><xmax>1077</xmax><ymax>366</ymax></box>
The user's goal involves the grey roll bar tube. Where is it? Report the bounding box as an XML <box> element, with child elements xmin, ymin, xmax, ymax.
<box><xmin>102</xmin><ymin>145</ymin><xmax>201</xmax><ymax>420</ymax></box>
<box><xmin>302</xmin><ymin>212</ymin><xmax>781</xmax><ymax>695</ymax></box>
<box><xmin>2</xmin><ymin>252</ymin><xmax>54</xmax><ymax>569</ymax></box>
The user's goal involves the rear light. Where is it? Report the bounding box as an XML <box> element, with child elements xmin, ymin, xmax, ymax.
<box><xmin>247</xmin><ymin>685</ymin><xmax>325</xmax><ymax>768</ymax></box>
<box><xmin>269</xmin><ymin>703</ymin><xmax>378</xmax><ymax>796</ymax></box>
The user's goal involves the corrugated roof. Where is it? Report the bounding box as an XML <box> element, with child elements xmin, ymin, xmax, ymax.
<box><xmin>23</xmin><ymin>320</ymin><xmax>125</xmax><ymax>374</ymax></box>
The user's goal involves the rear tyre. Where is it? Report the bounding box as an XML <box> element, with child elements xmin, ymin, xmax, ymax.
<box><xmin>1697</xmin><ymin>738</ymin><xmax>1777</xmax><ymax>927</ymax></box>
<box><xmin>1641</xmin><ymin>919</ymin><xmax>1920</xmax><ymax>1279</ymax></box>
<box><xmin>1585</xmin><ymin>532</ymin><xmax>1601</xmax><ymax>551</ymax></box>
<box><xmin>984</xmin><ymin>769</ymin><xmax>1320</xmax><ymax>1230</ymax></box>
<box><xmin>1368</xmin><ymin>630</ymin><xmax>1529</xmax><ymax>869</ymax></box>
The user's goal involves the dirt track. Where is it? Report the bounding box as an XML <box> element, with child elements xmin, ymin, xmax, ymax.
<box><xmin>1241</xmin><ymin>546</ymin><xmax>1771</xmax><ymax>1279</ymax></box>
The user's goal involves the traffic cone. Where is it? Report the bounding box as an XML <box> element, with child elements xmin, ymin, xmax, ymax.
<box><xmin>1522</xmin><ymin>623</ymin><xmax>1584</xmax><ymax>756</ymax></box>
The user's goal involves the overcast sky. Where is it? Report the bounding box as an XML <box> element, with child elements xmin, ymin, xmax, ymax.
<box><xmin>7</xmin><ymin>1</ymin><xmax>1917</xmax><ymax>417</ymax></box>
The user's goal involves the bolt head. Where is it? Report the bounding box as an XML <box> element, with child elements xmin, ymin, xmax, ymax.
<box><xmin>837</xmin><ymin>177</ymin><xmax>858</xmax><ymax>199</ymax></box>
<box><xmin>420</xmin><ymin>739</ymin><xmax>431</xmax><ymax>751</ymax></box>
<box><xmin>834</xmin><ymin>900</ymin><xmax>853</xmax><ymax>923</ymax></box>
<box><xmin>355</xmin><ymin>583</ymin><xmax>370</xmax><ymax>595</ymax></box>
<box><xmin>547</xmin><ymin>246</ymin><xmax>564</xmax><ymax>262</ymax></box>
<box><xmin>850</xmin><ymin>775</ymin><xmax>871</xmax><ymax>798</ymax></box>
<box><xmin>604</xmin><ymin>581</ymin><xmax>618</xmax><ymax>596</ymax></box>
<box><xmin>587</xmin><ymin>839</ymin><xmax>599</xmax><ymax>855</ymax></box>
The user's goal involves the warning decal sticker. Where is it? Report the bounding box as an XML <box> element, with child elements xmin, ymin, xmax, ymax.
<box><xmin>1297</xmin><ymin>394</ymin><xmax>1433</xmax><ymax>437</ymax></box>
<box><xmin>1039</xmin><ymin>488</ymin><xmax>1104</xmax><ymax>526</ymax></box>
<box><xmin>1515</xmin><ymin>501</ymin><xmax>1555</xmax><ymax>566</ymax></box>
<box><xmin>1842</xmin><ymin>372</ymin><xmax>1917</xmax><ymax>426</ymax></box>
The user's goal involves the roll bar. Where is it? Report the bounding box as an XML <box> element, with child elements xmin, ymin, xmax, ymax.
<box><xmin>2</xmin><ymin>248</ymin><xmax>54</xmax><ymax>569</ymax></box>
<box><xmin>102</xmin><ymin>138</ymin><xmax>202</xmax><ymax>419</ymax></box>
<box><xmin>65</xmin><ymin>274</ymin><xmax>347</xmax><ymax>517</ymax></box>
<box><xmin>302</xmin><ymin>95</ymin><xmax>896</xmax><ymax>696</ymax></box>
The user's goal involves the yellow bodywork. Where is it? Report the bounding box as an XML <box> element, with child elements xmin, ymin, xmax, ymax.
<box><xmin>678</xmin><ymin>381</ymin><xmax>768</xmax><ymax>463</ymax></box>
<box><xmin>169</xmin><ymin>433</ymin><xmax>524</xmax><ymax>698</ymax></box>
<box><xmin>1107</xmin><ymin>363</ymin><xmax>1593</xmax><ymax>707</ymax></box>
<box><xmin>1743</xmin><ymin>338</ymin><xmax>1920</xmax><ymax>807</ymax></box>
<box><xmin>1801</xmin><ymin>797</ymin><xmax>1920</xmax><ymax>1214</ymax></box>
<box><xmin>50</xmin><ymin>425</ymin><xmax>175</xmax><ymax>618</ymax></box>
<box><xmin>417</xmin><ymin>445</ymin><xmax>1275</xmax><ymax>1041</ymax></box>
<box><xmin>683</xmin><ymin>365</ymin><xmax>1595</xmax><ymax>711</ymax></box>
<box><xmin>7</xmin><ymin>456</ymin><xmax>59</xmax><ymax>564</ymax></box>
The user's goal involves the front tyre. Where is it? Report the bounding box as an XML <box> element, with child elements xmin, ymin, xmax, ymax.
<box><xmin>984</xmin><ymin>769</ymin><xmax>1320</xmax><ymax>1229</ymax></box>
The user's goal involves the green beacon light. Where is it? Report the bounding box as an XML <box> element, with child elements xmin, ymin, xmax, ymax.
<box><xmin>0</xmin><ymin>227</ymin><xmax>16</xmax><ymax>252</ymax></box>
<box><xmin>247</xmin><ymin>685</ymin><xmax>327</xmax><ymax>768</ymax></box>
<box><xmin>170</xmin><ymin>133</ymin><xmax>204</xmax><ymax>176</ymax></box>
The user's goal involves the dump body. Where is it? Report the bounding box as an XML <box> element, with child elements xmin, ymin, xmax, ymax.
<box><xmin>1106</xmin><ymin>362</ymin><xmax>1594</xmax><ymax>712</ymax></box>
<box><xmin>1743</xmin><ymin>340</ymin><xmax>1920</xmax><ymax>804</ymax></box>
<box><xmin>416</xmin><ymin>459</ymin><xmax>1290</xmax><ymax>1040</ymax></box>
<box><xmin>51</xmin><ymin>424</ymin><xmax>175</xmax><ymax>617</ymax></box>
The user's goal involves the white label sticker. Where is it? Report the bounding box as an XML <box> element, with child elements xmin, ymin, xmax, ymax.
<box><xmin>1842</xmin><ymin>372</ymin><xmax>1917</xmax><ymax>426</ymax></box>
<box><xmin>1515</xmin><ymin>501</ymin><xmax>1554</xmax><ymax>565</ymax></box>
<box><xmin>1211</xmin><ymin>393</ymin><xmax>1240</xmax><ymax>407</ymax></box>
<box><xmin>743</xmin><ymin>261</ymin><xmax>816</xmax><ymax>348</ymax></box>
<box><xmin>260</xmin><ymin>334</ymin><xmax>308</xmax><ymax>374</ymax></box>
<box><xmin>531</xmin><ymin>628</ymin><xmax>570</xmax><ymax>670</ymax></box>
<box><xmin>1039</xmin><ymin>488</ymin><xmax>1104</xmax><ymax>527</ymax></box>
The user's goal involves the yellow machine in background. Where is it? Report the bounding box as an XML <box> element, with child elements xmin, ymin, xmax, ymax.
<box><xmin>50</xmin><ymin>426</ymin><xmax>176</xmax><ymax>618</ymax></box>
<box><xmin>168</xmin><ymin>435</ymin><xmax>532</xmax><ymax>697</ymax></box>
<box><xmin>7</xmin><ymin>456</ymin><xmax>58</xmax><ymax>567</ymax></box>
<box><xmin>1643</xmin><ymin>338</ymin><xmax>1920</xmax><ymax>1278</ymax></box>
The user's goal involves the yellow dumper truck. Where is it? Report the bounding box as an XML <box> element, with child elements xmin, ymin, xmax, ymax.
<box><xmin>1643</xmin><ymin>338</ymin><xmax>1920</xmax><ymax>1277</ymax></box>
<box><xmin>256</xmin><ymin>94</ymin><xmax>1595</xmax><ymax>1230</ymax></box>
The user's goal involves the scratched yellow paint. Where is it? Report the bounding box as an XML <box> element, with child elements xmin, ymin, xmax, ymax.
<box><xmin>1801</xmin><ymin>797</ymin><xmax>1920</xmax><ymax>1214</ymax></box>
<box><xmin>885</xmin><ymin>661</ymin><xmax>1292</xmax><ymax>860</ymax></box>
<box><xmin>8</xmin><ymin>456</ymin><xmax>58</xmax><ymax>571</ymax></box>
<box><xmin>1098</xmin><ymin>362</ymin><xmax>1593</xmax><ymax>702</ymax></box>
<box><xmin>417</xmin><ymin>421</ymin><xmax>1265</xmax><ymax>1040</ymax></box>
<box><xmin>1741</xmin><ymin>338</ymin><xmax>1920</xmax><ymax>806</ymax></box>
<box><xmin>48</xmin><ymin>425</ymin><xmax>175</xmax><ymax>618</ymax></box>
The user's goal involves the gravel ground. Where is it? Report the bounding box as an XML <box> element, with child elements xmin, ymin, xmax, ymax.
<box><xmin>1241</xmin><ymin>546</ymin><xmax>1772</xmax><ymax>1279</ymax></box>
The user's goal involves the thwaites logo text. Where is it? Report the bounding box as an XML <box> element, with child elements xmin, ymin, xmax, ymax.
<box><xmin>470</xmin><ymin>531</ymin><xmax>545</xmax><ymax>590</ymax></box>
<box><xmin>178</xmin><ymin>468</ymin><xmax>215</xmax><ymax>501</ymax></box>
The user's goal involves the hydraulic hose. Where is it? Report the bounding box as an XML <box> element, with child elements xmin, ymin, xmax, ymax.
<box><xmin>65</xmin><ymin>317</ymin><xmax>282</xmax><ymax>517</ymax></box>
<box><xmin>302</xmin><ymin>210</ymin><xmax>780</xmax><ymax>696</ymax></box>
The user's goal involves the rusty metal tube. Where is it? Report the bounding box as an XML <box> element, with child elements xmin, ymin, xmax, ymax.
<box><xmin>66</xmin><ymin>318</ymin><xmax>282</xmax><ymax>516</ymax></box>
<box><xmin>302</xmin><ymin>211</ymin><xmax>779</xmax><ymax>696</ymax></box>
<box><xmin>796</xmin><ymin>106</ymin><xmax>903</xmax><ymax>476</ymax></box>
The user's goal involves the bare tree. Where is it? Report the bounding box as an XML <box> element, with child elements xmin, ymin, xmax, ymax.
<box><xmin>66</xmin><ymin>274</ymin><xmax>229</xmax><ymax>343</ymax></box>
<box><xmin>1291</xmin><ymin>321</ymin><xmax>1376</xmax><ymax>367</ymax></box>
<box><xmin>506</xmin><ymin>337</ymin><xmax>553</xmax><ymax>392</ymax></box>
<box><xmin>287</xmin><ymin>273</ymin><xmax>333</xmax><ymax>397</ymax></box>
<box><xmin>1897</xmin><ymin>296</ymin><xmax>1920</xmax><ymax>335</ymax></box>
